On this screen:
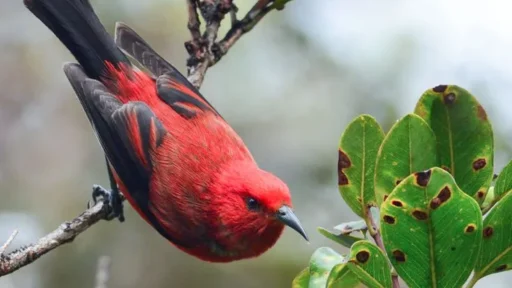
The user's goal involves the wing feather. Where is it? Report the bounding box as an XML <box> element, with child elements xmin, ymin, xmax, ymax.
<box><xmin>63</xmin><ymin>62</ymin><xmax>189</xmax><ymax>247</ymax></box>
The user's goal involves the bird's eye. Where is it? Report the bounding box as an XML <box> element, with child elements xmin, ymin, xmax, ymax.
<box><xmin>246</xmin><ymin>197</ymin><xmax>260</xmax><ymax>210</ymax></box>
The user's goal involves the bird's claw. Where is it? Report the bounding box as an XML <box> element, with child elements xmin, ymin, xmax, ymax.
<box><xmin>88</xmin><ymin>184</ymin><xmax>126</xmax><ymax>222</ymax></box>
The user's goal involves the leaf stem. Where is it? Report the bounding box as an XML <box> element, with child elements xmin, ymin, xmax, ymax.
<box><xmin>366</xmin><ymin>208</ymin><xmax>400</xmax><ymax>288</ymax></box>
<box><xmin>466</xmin><ymin>273</ymin><xmax>480</xmax><ymax>288</ymax></box>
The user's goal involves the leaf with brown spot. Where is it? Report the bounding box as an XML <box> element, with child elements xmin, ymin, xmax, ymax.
<box><xmin>474</xmin><ymin>192</ymin><xmax>512</xmax><ymax>281</ymax></box>
<box><xmin>375</xmin><ymin>114</ymin><xmax>438</xmax><ymax>207</ymax></box>
<box><xmin>414</xmin><ymin>85</ymin><xmax>494</xmax><ymax>205</ymax></box>
<box><xmin>345</xmin><ymin>241</ymin><xmax>392</xmax><ymax>288</ymax></box>
<box><xmin>484</xmin><ymin>159</ymin><xmax>512</xmax><ymax>213</ymax></box>
<box><xmin>381</xmin><ymin>167</ymin><xmax>482</xmax><ymax>288</ymax></box>
<box><xmin>338</xmin><ymin>115</ymin><xmax>385</xmax><ymax>217</ymax></box>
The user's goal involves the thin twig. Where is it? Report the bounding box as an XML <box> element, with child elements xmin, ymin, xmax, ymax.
<box><xmin>0</xmin><ymin>230</ymin><xmax>19</xmax><ymax>256</ymax></box>
<box><xmin>94</xmin><ymin>256</ymin><xmax>112</xmax><ymax>288</ymax></box>
<box><xmin>211</xmin><ymin>0</ymin><xmax>274</xmax><ymax>65</ymax></box>
<box><xmin>0</xmin><ymin>201</ymin><xmax>110</xmax><ymax>277</ymax></box>
<box><xmin>366</xmin><ymin>208</ymin><xmax>400</xmax><ymax>288</ymax></box>
<box><xmin>186</xmin><ymin>0</ymin><xmax>202</xmax><ymax>44</ymax></box>
<box><xmin>186</xmin><ymin>0</ymin><xmax>285</xmax><ymax>89</ymax></box>
<box><xmin>186</xmin><ymin>0</ymin><xmax>233</xmax><ymax>89</ymax></box>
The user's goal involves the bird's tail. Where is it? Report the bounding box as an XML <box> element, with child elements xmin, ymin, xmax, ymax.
<box><xmin>24</xmin><ymin>0</ymin><xmax>130</xmax><ymax>80</ymax></box>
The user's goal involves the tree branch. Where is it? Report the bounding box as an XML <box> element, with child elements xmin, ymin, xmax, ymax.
<box><xmin>186</xmin><ymin>0</ymin><xmax>202</xmax><ymax>44</ymax></box>
<box><xmin>186</xmin><ymin>0</ymin><xmax>288</xmax><ymax>89</ymax></box>
<box><xmin>0</xmin><ymin>200</ymin><xmax>110</xmax><ymax>277</ymax></box>
<box><xmin>0</xmin><ymin>230</ymin><xmax>19</xmax><ymax>256</ymax></box>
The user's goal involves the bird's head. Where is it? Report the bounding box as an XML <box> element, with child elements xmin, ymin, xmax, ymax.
<box><xmin>208</xmin><ymin>160</ymin><xmax>308</xmax><ymax>260</ymax></box>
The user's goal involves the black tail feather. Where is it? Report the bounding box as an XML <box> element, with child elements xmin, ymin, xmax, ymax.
<box><xmin>24</xmin><ymin>0</ymin><xmax>130</xmax><ymax>80</ymax></box>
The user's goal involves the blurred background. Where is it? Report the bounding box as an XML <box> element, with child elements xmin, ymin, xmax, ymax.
<box><xmin>1</xmin><ymin>0</ymin><xmax>512</xmax><ymax>287</ymax></box>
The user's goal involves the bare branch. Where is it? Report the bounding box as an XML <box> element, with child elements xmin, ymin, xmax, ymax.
<box><xmin>186</xmin><ymin>0</ymin><xmax>286</xmax><ymax>89</ymax></box>
<box><xmin>0</xmin><ymin>230</ymin><xmax>19</xmax><ymax>256</ymax></box>
<box><xmin>95</xmin><ymin>256</ymin><xmax>112</xmax><ymax>288</ymax></box>
<box><xmin>212</xmin><ymin>0</ymin><xmax>273</xmax><ymax>63</ymax></box>
<box><xmin>0</xmin><ymin>201</ymin><xmax>110</xmax><ymax>277</ymax></box>
<box><xmin>186</xmin><ymin>0</ymin><xmax>202</xmax><ymax>44</ymax></box>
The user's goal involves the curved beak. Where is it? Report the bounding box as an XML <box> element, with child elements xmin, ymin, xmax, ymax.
<box><xmin>277</xmin><ymin>205</ymin><xmax>309</xmax><ymax>241</ymax></box>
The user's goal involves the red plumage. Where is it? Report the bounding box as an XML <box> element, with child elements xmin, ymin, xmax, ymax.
<box><xmin>24</xmin><ymin>0</ymin><xmax>307</xmax><ymax>262</ymax></box>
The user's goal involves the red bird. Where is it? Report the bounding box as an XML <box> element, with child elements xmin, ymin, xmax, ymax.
<box><xmin>24</xmin><ymin>0</ymin><xmax>308</xmax><ymax>262</ymax></box>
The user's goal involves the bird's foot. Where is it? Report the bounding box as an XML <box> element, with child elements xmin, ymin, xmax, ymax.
<box><xmin>88</xmin><ymin>184</ymin><xmax>126</xmax><ymax>222</ymax></box>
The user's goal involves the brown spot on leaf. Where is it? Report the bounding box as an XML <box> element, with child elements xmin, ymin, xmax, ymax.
<box><xmin>338</xmin><ymin>150</ymin><xmax>351</xmax><ymax>186</ymax></box>
<box><xmin>476</xmin><ymin>191</ymin><xmax>485</xmax><ymax>199</ymax></box>
<box><xmin>339</xmin><ymin>173</ymin><xmax>348</xmax><ymax>185</ymax></box>
<box><xmin>441</xmin><ymin>165</ymin><xmax>451</xmax><ymax>173</ymax></box>
<box><xmin>444</xmin><ymin>93</ymin><xmax>456</xmax><ymax>105</ymax></box>
<box><xmin>338</xmin><ymin>150</ymin><xmax>351</xmax><ymax>168</ymax></box>
<box><xmin>430</xmin><ymin>186</ymin><xmax>452</xmax><ymax>209</ymax></box>
<box><xmin>438</xmin><ymin>186</ymin><xmax>451</xmax><ymax>202</ymax></box>
<box><xmin>496</xmin><ymin>264</ymin><xmax>508</xmax><ymax>272</ymax></box>
<box><xmin>477</xmin><ymin>105</ymin><xmax>488</xmax><ymax>121</ymax></box>
<box><xmin>355</xmin><ymin>250</ymin><xmax>370</xmax><ymax>264</ymax></box>
<box><xmin>383</xmin><ymin>195</ymin><xmax>389</xmax><ymax>202</ymax></box>
<box><xmin>430</xmin><ymin>198</ymin><xmax>441</xmax><ymax>209</ymax></box>
<box><xmin>412</xmin><ymin>210</ymin><xmax>428</xmax><ymax>220</ymax></box>
<box><xmin>395</xmin><ymin>179</ymin><xmax>402</xmax><ymax>185</ymax></box>
<box><xmin>391</xmin><ymin>200</ymin><xmax>403</xmax><ymax>207</ymax></box>
<box><xmin>465</xmin><ymin>224</ymin><xmax>476</xmax><ymax>233</ymax></box>
<box><xmin>483</xmin><ymin>226</ymin><xmax>494</xmax><ymax>238</ymax></box>
<box><xmin>433</xmin><ymin>85</ymin><xmax>448</xmax><ymax>93</ymax></box>
<box><xmin>415</xmin><ymin>169</ymin><xmax>432</xmax><ymax>187</ymax></box>
<box><xmin>392</xmin><ymin>250</ymin><xmax>406</xmax><ymax>262</ymax></box>
<box><xmin>473</xmin><ymin>158</ymin><xmax>487</xmax><ymax>171</ymax></box>
<box><xmin>430</xmin><ymin>187</ymin><xmax>451</xmax><ymax>209</ymax></box>
<box><xmin>383</xmin><ymin>215</ymin><xmax>396</xmax><ymax>224</ymax></box>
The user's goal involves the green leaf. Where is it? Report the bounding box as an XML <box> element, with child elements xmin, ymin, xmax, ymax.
<box><xmin>380</xmin><ymin>167</ymin><xmax>482</xmax><ymax>288</ymax></box>
<box><xmin>474</xmin><ymin>191</ymin><xmax>512</xmax><ymax>280</ymax></box>
<box><xmin>333</xmin><ymin>220</ymin><xmax>367</xmax><ymax>234</ymax></box>
<box><xmin>274</xmin><ymin>0</ymin><xmax>293</xmax><ymax>10</ymax></box>
<box><xmin>292</xmin><ymin>267</ymin><xmax>310</xmax><ymax>288</ymax></box>
<box><xmin>414</xmin><ymin>85</ymin><xmax>494</xmax><ymax>204</ymax></box>
<box><xmin>374</xmin><ymin>113</ymin><xmax>438</xmax><ymax>206</ymax></box>
<box><xmin>339</xmin><ymin>115</ymin><xmax>385</xmax><ymax>217</ymax></box>
<box><xmin>481</xmin><ymin>186</ymin><xmax>495</xmax><ymax>214</ymax></box>
<box><xmin>327</xmin><ymin>264</ymin><xmax>363</xmax><ymax>288</ymax></box>
<box><xmin>318</xmin><ymin>227</ymin><xmax>363</xmax><ymax>248</ymax></box>
<box><xmin>345</xmin><ymin>240</ymin><xmax>392</xmax><ymax>288</ymax></box>
<box><xmin>493</xmin><ymin>159</ymin><xmax>512</xmax><ymax>203</ymax></box>
<box><xmin>308</xmin><ymin>247</ymin><xmax>345</xmax><ymax>288</ymax></box>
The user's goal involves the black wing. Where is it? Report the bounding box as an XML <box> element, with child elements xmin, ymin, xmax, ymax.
<box><xmin>114</xmin><ymin>22</ymin><xmax>223</xmax><ymax>119</ymax></box>
<box><xmin>114</xmin><ymin>22</ymin><xmax>177</xmax><ymax>78</ymax></box>
<box><xmin>63</xmin><ymin>62</ymin><xmax>189</xmax><ymax>247</ymax></box>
